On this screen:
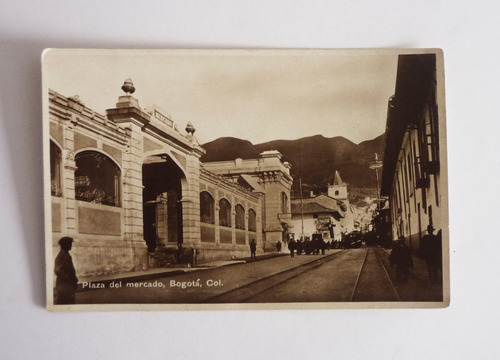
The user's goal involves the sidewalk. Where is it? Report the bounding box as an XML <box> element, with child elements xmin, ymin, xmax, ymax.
<box><xmin>77</xmin><ymin>252</ymin><xmax>286</xmax><ymax>291</ymax></box>
<box><xmin>382</xmin><ymin>248</ymin><xmax>432</xmax><ymax>281</ymax></box>
<box><xmin>381</xmin><ymin>247</ymin><xmax>443</xmax><ymax>301</ymax></box>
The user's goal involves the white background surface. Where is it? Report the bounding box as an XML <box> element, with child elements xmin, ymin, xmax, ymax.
<box><xmin>0</xmin><ymin>1</ymin><xmax>498</xmax><ymax>359</ymax></box>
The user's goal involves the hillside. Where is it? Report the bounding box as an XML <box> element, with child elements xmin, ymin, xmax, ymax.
<box><xmin>200</xmin><ymin>134</ymin><xmax>385</xmax><ymax>196</ymax></box>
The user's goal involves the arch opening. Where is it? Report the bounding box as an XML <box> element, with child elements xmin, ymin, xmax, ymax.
<box><xmin>142</xmin><ymin>154</ymin><xmax>185</xmax><ymax>253</ymax></box>
<box><xmin>75</xmin><ymin>150</ymin><xmax>121</xmax><ymax>206</ymax></box>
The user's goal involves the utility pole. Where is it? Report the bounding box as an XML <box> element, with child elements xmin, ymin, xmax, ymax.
<box><xmin>369</xmin><ymin>153</ymin><xmax>383</xmax><ymax>212</ymax></box>
<box><xmin>299</xmin><ymin>178</ymin><xmax>304</xmax><ymax>241</ymax></box>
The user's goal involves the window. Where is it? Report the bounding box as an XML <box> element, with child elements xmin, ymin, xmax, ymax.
<box><xmin>425</xmin><ymin>97</ymin><xmax>440</xmax><ymax>170</ymax></box>
<box><xmin>50</xmin><ymin>141</ymin><xmax>62</xmax><ymax>196</ymax></box>
<box><xmin>200</xmin><ymin>191</ymin><xmax>215</xmax><ymax>224</ymax></box>
<box><xmin>281</xmin><ymin>192</ymin><xmax>288</xmax><ymax>214</ymax></box>
<box><xmin>219</xmin><ymin>198</ymin><xmax>231</xmax><ymax>227</ymax></box>
<box><xmin>75</xmin><ymin>151</ymin><xmax>121</xmax><ymax>206</ymax></box>
<box><xmin>235</xmin><ymin>204</ymin><xmax>245</xmax><ymax>230</ymax></box>
<box><xmin>335</xmin><ymin>190</ymin><xmax>339</xmax><ymax>196</ymax></box>
<box><xmin>248</xmin><ymin>209</ymin><xmax>257</xmax><ymax>232</ymax></box>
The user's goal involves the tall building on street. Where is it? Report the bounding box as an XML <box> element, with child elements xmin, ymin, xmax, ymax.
<box><xmin>380</xmin><ymin>53</ymin><xmax>448</xmax><ymax>253</ymax></box>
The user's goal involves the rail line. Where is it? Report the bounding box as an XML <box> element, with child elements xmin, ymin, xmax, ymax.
<box><xmin>349</xmin><ymin>248</ymin><xmax>369</xmax><ymax>301</ymax></box>
<box><xmin>350</xmin><ymin>247</ymin><xmax>400</xmax><ymax>302</ymax></box>
<box><xmin>203</xmin><ymin>250</ymin><xmax>346</xmax><ymax>303</ymax></box>
<box><xmin>375</xmin><ymin>248</ymin><xmax>401</xmax><ymax>301</ymax></box>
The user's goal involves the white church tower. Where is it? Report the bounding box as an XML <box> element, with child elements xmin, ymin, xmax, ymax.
<box><xmin>327</xmin><ymin>171</ymin><xmax>348</xmax><ymax>200</ymax></box>
<box><xmin>327</xmin><ymin>171</ymin><xmax>355</xmax><ymax>233</ymax></box>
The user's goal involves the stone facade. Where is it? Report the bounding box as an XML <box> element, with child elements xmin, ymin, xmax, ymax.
<box><xmin>380</xmin><ymin>54</ymin><xmax>447</xmax><ymax>253</ymax></box>
<box><xmin>48</xmin><ymin>84</ymin><xmax>263</xmax><ymax>278</ymax></box>
<box><xmin>202</xmin><ymin>151</ymin><xmax>293</xmax><ymax>251</ymax></box>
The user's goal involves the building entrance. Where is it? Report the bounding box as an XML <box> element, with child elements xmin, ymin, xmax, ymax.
<box><xmin>142</xmin><ymin>155</ymin><xmax>185</xmax><ymax>254</ymax></box>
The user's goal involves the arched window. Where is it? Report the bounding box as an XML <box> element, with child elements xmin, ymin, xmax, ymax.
<box><xmin>75</xmin><ymin>151</ymin><xmax>121</xmax><ymax>206</ymax></box>
<box><xmin>248</xmin><ymin>208</ymin><xmax>257</xmax><ymax>232</ymax></box>
<box><xmin>281</xmin><ymin>192</ymin><xmax>288</xmax><ymax>213</ymax></box>
<box><xmin>200</xmin><ymin>191</ymin><xmax>215</xmax><ymax>224</ymax></box>
<box><xmin>335</xmin><ymin>190</ymin><xmax>339</xmax><ymax>196</ymax></box>
<box><xmin>235</xmin><ymin>204</ymin><xmax>245</xmax><ymax>230</ymax></box>
<box><xmin>50</xmin><ymin>141</ymin><xmax>62</xmax><ymax>196</ymax></box>
<box><xmin>219</xmin><ymin>198</ymin><xmax>231</xmax><ymax>227</ymax></box>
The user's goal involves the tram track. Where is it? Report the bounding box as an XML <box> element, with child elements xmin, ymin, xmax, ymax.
<box><xmin>203</xmin><ymin>250</ymin><xmax>347</xmax><ymax>303</ymax></box>
<box><xmin>376</xmin><ymin>248</ymin><xmax>401</xmax><ymax>301</ymax></box>
<box><xmin>349</xmin><ymin>248</ymin><xmax>369</xmax><ymax>301</ymax></box>
<box><xmin>204</xmin><ymin>247</ymin><xmax>403</xmax><ymax>303</ymax></box>
<box><xmin>351</xmin><ymin>247</ymin><xmax>400</xmax><ymax>302</ymax></box>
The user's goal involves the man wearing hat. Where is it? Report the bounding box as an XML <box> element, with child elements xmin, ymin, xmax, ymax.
<box><xmin>54</xmin><ymin>236</ymin><xmax>79</xmax><ymax>305</ymax></box>
<box><xmin>418</xmin><ymin>224</ymin><xmax>442</xmax><ymax>281</ymax></box>
<box><xmin>390</xmin><ymin>236</ymin><xmax>414</xmax><ymax>283</ymax></box>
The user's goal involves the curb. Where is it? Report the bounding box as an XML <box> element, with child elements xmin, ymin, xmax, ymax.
<box><xmin>76</xmin><ymin>253</ymin><xmax>287</xmax><ymax>292</ymax></box>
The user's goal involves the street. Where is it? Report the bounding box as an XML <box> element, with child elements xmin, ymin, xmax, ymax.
<box><xmin>76</xmin><ymin>248</ymin><xmax>443</xmax><ymax>304</ymax></box>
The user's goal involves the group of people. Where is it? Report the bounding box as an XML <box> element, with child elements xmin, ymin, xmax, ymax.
<box><xmin>249</xmin><ymin>239</ymin><xmax>285</xmax><ymax>259</ymax></box>
<box><xmin>54</xmin><ymin>224</ymin><xmax>443</xmax><ymax>305</ymax></box>
<box><xmin>389</xmin><ymin>224</ymin><xmax>442</xmax><ymax>283</ymax></box>
<box><xmin>250</xmin><ymin>236</ymin><xmax>329</xmax><ymax>259</ymax></box>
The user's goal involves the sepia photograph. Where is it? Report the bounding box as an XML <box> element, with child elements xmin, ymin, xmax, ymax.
<box><xmin>43</xmin><ymin>49</ymin><xmax>449</xmax><ymax>311</ymax></box>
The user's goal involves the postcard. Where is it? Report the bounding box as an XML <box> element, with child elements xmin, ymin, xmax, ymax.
<box><xmin>43</xmin><ymin>49</ymin><xmax>449</xmax><ymax>311</ymax></box>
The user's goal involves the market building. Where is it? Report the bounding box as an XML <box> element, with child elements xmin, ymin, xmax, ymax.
<box><xmin>380</xmin><ymin>53</ymin><xmax>448</xmax><ymax>253</ymax></box>
<box><xmin>48</xmin><ymin>80</ymin><xmax>274</xmax><ymax>277</ymax></box>
<box><xmin>202</xmin><ymin>151</ymin><xmax>293</xmax><ymax>251</ymax></box>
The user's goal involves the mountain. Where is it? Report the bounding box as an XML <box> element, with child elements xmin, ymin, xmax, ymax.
<box><xmin>200</xmin><ymin>134</ymin><xmax>385</xmax><ymax>196</ymax></box>
<box><xmin>200</xmin><ymin>137</ymin><xmax>260</xmax><ymax>161</ymax></box>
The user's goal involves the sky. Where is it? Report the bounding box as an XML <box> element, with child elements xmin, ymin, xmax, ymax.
<box><xmin>43</xmin><ymin>49</ymin><xmax>399</xmax><ymax>145</ymax></box>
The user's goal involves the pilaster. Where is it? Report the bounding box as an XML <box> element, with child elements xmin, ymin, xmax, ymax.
<box><xmin>121</xmin><ymin>122</ymin><xmax>145</xmax><ymax>243</ymax></box>
<box><xmin>181</xmin><ymin>153</ymin><xmax>202</xmax><ymax>247</ymax></box>
<box><xmin>63</xmin><ymin>126</ymin><xmax>77</xmax><ymax>234</ymax></box>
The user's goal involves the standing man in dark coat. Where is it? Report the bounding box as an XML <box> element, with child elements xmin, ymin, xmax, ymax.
<box><xmin>419</xmin><ymin>225</ymin><xmax>442</xmax><ymax>281</ymax></box>
<box><xmin>250</xmin><ymin>239</ymin><xmax>257</xmax><ymax>259</ymax></box>
<box><xmin>390</xmin><ymin>237</ymin><xmax>414</xmax><ymax>283</ymax></box>
<box><xmin>288</xmin><ymin>238</ymin><xmax>296</xmax><ymax>257</ymax></box>
<box><xmin>54</xmin><ymin>237</ymin><xmax>78</xmax><ymax>305</ymax></box>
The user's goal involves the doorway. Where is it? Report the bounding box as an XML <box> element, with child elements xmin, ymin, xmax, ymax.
<box><xmin>142</xmin><ymin>155</ymin><xmax>185</xmax><ymax>253</ymax></box>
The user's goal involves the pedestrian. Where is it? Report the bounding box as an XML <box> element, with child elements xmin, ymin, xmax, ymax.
<box><xmin>54</xmin><ymin>236</ymin><xmax>79</xmax><ymax>305</ymax></box>
<box><xmin>250</xmin><ymin>239</ymin><xmax>257</xmax><ymax>259</ymax></box>
<box><xmin>276</xmin><ymin>240</ymin><xmax>282</xmax><ymax>253</ymax></box>
<box><xmin>288</xmin><ymin>238</ymin><xmax>296</xmax><ymax>257</ymax></box>
<box><xmin>177</xmin><ymin>236</ymin><xmax>184</xmax><ymax>263</ymax></box>
<box><xmin>390</xmin><ymin>237</ymin><xmax>413</xmax><ymax>283</ymax></box>
<box><xmin>418</xmin><ymin>224</ymin><xmax>442</xmax><ymax>281</ymax></box>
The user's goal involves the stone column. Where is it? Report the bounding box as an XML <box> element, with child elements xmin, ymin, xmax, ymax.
<box><xmin>62</xmin><ymin>122</ymin><xmax>77</xmax><ymax>235</ymax></box>
<box><xmin>215</xmin><ymin>193</ymin><xmax>220</xmax><ymax>245</ymax></box>
<box><xmin>106</xmin><ymin>94</ymin><xmax>150</xmax><ymax>271</ymax></box>
<box><xmin>155</xmin><ymin>193</ymin><xmax>168</xmax><ymax>248</ymax></box>
<box><xmin>181</xmin><ymin>153</ymin><xmax>202</xmax><ymax>247</ymax></box>
<box><xmin>121</xmin><ymin>122</ymin><xmax>145</xmax><ymax>245</ymax></box>
<box><xmin>245</xmin><ymin>202</ymin><xmax>249</xmax><ymax>246</ymax></box>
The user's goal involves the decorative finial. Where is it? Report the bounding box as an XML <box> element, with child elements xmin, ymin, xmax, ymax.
<box><xmin>69</xmin><ymin>95</ymin><xmax>84</xmax><ymax>105</ymax></box>
<box><xmin>121</xmin><ymin>78</ymin><xmax>135</xmax><ymax>95</ymax></box>
<box><xmin>185</xmin><ymin>121</ymin><xmax>195</xmax><ymax>135</ymax></box>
